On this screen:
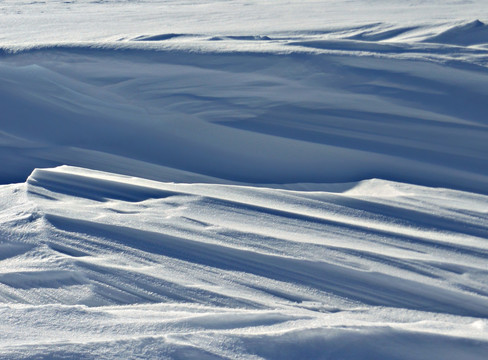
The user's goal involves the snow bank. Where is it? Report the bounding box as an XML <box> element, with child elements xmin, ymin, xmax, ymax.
<box><xmin>423</xmin><ymin>20</ymin><xmax>488</xmax><ymax>46</ymax></box>
<box><xmin>1</xmin><ymin>47</ymin><xmax>488</xmax><ymax>193</ymax></box>
<box><xmin>0</xmin><ymin>166</ymin><xmax>487</xmax><ymax>358</ymax></box>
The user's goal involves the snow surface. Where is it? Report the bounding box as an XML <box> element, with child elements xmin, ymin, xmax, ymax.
<box><xmin>1</xmin><ymin>0</ymin><xmax>488</xmax><ymax>359</ymax></box>
<box><xmin>1</xmin><ymin>166</ymin><xmax>488</xmax><ymax>359</ymax></box>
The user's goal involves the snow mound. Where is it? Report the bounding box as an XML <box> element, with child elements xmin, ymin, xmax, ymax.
<box><xmin>423</xmin><ymin>20</ymin><xmax>488</xmax><ymax>46</ymax></box>
<box><xmin>2</xmin><ymin>47</ymin><xmax>488</xmax><ymax>193</ymax></box>
<box><xmin>0</xmin><ymin>165</ymin><xmax>487</xmax><ymax>358</ymax></box>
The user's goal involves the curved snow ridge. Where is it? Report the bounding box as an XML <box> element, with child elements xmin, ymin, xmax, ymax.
<box><xmin>3</xmin><ymin>20</ymin><xmax>488</xmax><ymax>55</ymax></box>
<box><xmin>27</xmin><ymin>167</ymin><xmax>181</xmax><ymax>203</ymax></box>
<box><xmin>3</xmin><ymin>20</ymin><xmax>488</xmax><ymax>61</ymax></box>
<box><xmin>422</xmin><ymin>20</ymin><xmax>488</xmax><ymax>46</ymax></box>
<box><xmin>3</xmin><ymin>166</ymin><xmax>488</xmax><ymax>357</ymax></box>
<box><xmin>27</xmin><ymin>167</ymin><xmax>488</xmax><ymax>253</ymax></box>
<box><xmin>338</xmin><ymin>20</ymin><xmax>488</xmax><ymax>46</ymax></box>
<box><xmin>12</xmin><ymin>166</ymin><xmax>488</xmax><ymax>315</ymax></box>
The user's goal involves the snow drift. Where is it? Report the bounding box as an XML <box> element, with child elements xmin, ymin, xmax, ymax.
<box><xmin>1</xmin><ymin>46</ymin><xmax>488</xmax><ymax>194</ymax></box>
<box><xmin>1</xmin><ymin>166</ymin><xmax>487</xmax><ymax>359</ymax></box>
<box><xmin>1</xmin><ymin>0</ymin><xmax>488</xmax><ymax>359</ymax></box>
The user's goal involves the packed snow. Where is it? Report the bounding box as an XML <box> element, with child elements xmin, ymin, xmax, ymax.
<box><xmin>1</xmin><ymin>1</ymin><xmax>488</xmax><ymax>359</ymax></box>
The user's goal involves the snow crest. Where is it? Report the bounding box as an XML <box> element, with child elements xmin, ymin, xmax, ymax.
<box><xmin>1</xmin><ymin>1</ymin><xmax>488</xmax><ymax>358</ymax></box>
<box><xmin>0</xmin><ymin>166</ymin><xmax>487</xmax><ymax>358</ymax></box>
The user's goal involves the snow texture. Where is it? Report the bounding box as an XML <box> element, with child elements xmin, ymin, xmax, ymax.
<box><xmin>1</xmin><ymin>1</ymin><xmax>488</xmax><ymax>359</ymax></box>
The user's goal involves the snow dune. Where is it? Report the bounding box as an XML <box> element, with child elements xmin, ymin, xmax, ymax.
<box><xmin>1</xmin><ymin>45</ymin><xmax>488</xmax><ymax>193</ymax></box>
<box><xmin>1</xmin><ymin>0</ymin><xmax>488</xmax><ymax>358</ymax></box>
<box><xmin>422</xmin><ymin>20</ymin><xmax>488</xmax><ymax>46</ymax></box>
<box><xmin>0</xmin><ymin>166</ymin><xmax>487</xmax><ymax>358</ymax></box>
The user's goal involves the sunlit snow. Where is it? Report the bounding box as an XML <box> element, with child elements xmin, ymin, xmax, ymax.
<box><xmin>1</xmin><ymin>1</ymin><xmax>488</xmax><ymax>359</ymax></box>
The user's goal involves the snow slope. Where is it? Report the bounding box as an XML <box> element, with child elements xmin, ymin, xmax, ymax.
<box><xmin>1</xmin><ymin>46</ymin><xmax>488</xmax><ymax>193</ymax></box>
<box><xmin>1</xmin><ymin>0</ymin><xmax>488</xmax><ymax>359</ymax></box>
<box><xmin>1</xmin><ymin>166</ymin><xmax>487</xmax><ymax>359</ymax></box>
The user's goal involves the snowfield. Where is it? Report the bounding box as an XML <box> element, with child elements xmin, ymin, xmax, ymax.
<box><xmin>1</xmin><ymin>1</ymin><xmax>488</xmax><ymax>359</ymax></box>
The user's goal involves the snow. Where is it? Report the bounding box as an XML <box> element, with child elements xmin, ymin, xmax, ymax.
<box><xmin>2</xmin><ymin>48</ymin><xmax>488</xmax><ymax>192</ymax></box>
<box><xmin>1</xmin><ymin>0</ymin><xmax>488</xmax><ymax>359</ymax></box>
<box><xmin>423</xmin><ymin>20</ymin><xmax>488</xmax><ymax>46</ymax></box>
<box><xmin>1</xmin><ymin>166</ymin><xmax>488</xmax><ymax>358</ymax></box>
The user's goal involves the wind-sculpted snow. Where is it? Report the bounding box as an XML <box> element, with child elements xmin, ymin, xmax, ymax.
<box><xmin>422</xmin><ymin>20</ymin><xmax>488</xmax><ymax>46</ymax></box>
<box><xmin>1</xmin><ymin>1</ymin><xmax>487</xmax><ymax>49</ymax></box>
<box><xmin>0</xmin><ymin>166</ymin><xmax>487</xmax><ymax>359</ymax></box>
<box><xmin>1</xmin><ymin>0</ymin><xmax>488</xmax><ymax>358</ymax></box>
<box><xmin>1</xmin><ymin>45</ymin><xmax>488</xmax><ymax>193</ymax></box>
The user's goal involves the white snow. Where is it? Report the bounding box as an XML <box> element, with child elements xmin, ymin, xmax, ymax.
<box><xmin>1</xmin><ymin>166</ymin><xmax>488</xmax><ymax>359</ymax></box>
<box><xmin>1</xmin><ymin>1</ymin><xmax>488</xmax><ymax>359</ymax></box>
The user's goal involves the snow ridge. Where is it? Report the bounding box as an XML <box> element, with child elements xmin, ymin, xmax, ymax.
<box><xmin>1</xmin><ymin>166</ymin><xmax>487</xmax><ymax>358</ymax></box>
<box><xmin>1</xmin><ymin>1</ymin><xmax>488</xmax><ymax>358</ymax></box>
